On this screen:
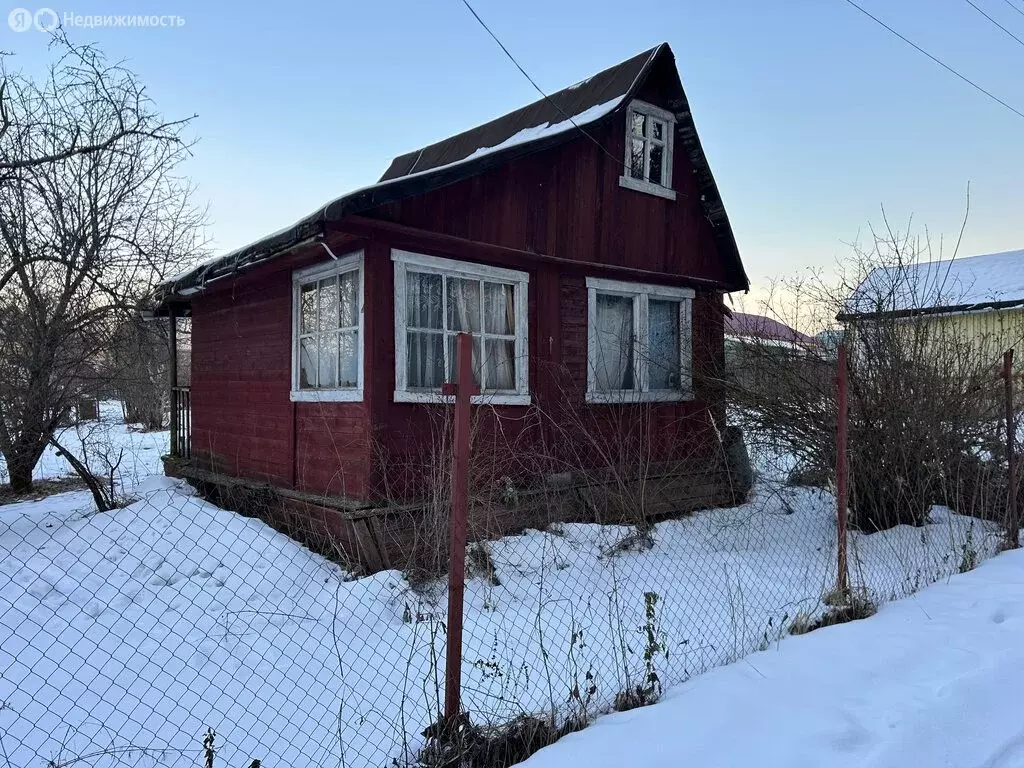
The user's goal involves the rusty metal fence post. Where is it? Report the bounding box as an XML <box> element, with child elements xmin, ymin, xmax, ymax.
<box><xmin>835</xmin><ymin>342</ymin><xmax>849</xmax><ymax>595</ymax></box>
<box><xmin>1004</xmin><ymin>349</ymin><xmax>1018</xmax><ymax>549</ymax></box>
<box><xmin>441</xmin><ymin>332</ymin><xmax>478</xmax><ymax>722</ymax></box>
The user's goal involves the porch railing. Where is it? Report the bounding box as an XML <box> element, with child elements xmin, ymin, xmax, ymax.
<box><xmin>170</xmin><ymin>386</ymin><xmax>191</xmax><ymax>460</ymax></box>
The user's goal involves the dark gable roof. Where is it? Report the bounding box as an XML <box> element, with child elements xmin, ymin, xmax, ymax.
<box><xmin>379</xmin><ymin>46</ymin><xmax>655</xmax><ymax>182</ymax></box>
<box><xmin>157</xmin><ymin>43</ymin><xmax>747</xmax><ymax>304</ymax></box>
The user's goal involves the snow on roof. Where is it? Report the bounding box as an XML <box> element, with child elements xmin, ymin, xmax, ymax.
<box><xmin>846</xmin><ymin>248</ymin><xmax>1024</xmax><ymax>316</ymax></box>
<box><xmin>379</xmin><ymin>46</ymin><xmax>658</xmax><ymax>182</ymax></box>
<box><xmin>156</xmin><ymin>42</ymin><xmax>750</xmax><ymax>303</ymax></box>
<box><xmin>163</xmin><ymin>97</ymin><xmax>627</xmax><ymax>292</ymax></box>
<box><xmin>457</xmin><ymin>98</ymin><xmax>620</xmax><ymax>165</ymax></box>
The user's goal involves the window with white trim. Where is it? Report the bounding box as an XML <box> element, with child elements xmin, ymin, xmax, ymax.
<box><xmin>392</xmin><ymin>250</ymin><xmax>530</xmax><ymax>405</ymax></box>
<box><xmin>586</xmin><ymin>277</ymin><xmax>693</xmax><ymax>403</ymax></box>
<box><xmin>619</xmin><ymin>100</ymin><xmax>676</xmax><ymax>200</ymax></box>
<box><xmin>291</xmin><ymin>252</ymin><xmax>364</xmax><ymax>402</ymax></box>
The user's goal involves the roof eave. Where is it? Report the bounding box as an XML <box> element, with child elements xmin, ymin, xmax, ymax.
<box><xmin>156</xmin><ymin>41</ymin><xmax>751</xmax><ymax>300</ymax></box>
<box><xmin>837</xmin><ymin>296</ymin><xmax>1024</xmax><ymax>322</ymax></box>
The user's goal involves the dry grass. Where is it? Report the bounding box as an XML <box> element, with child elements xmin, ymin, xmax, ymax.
<box><xmin>0</xmin><ymin>476</ymin><xmax>90</xmax><ymax>505</ymax></box>
<box><xmin>790</xmin><ymin>590</ymin><xmax>877</xmax><ymax>635</ymax></box>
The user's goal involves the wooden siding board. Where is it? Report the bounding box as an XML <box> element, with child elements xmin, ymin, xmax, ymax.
<box><xmin>184</xmin><ymin>65</ymin><xmax>735</xmax><ymax>512</ymax></box>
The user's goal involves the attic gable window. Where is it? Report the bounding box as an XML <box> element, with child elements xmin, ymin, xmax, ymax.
<box><xmin>291</xmin><ymin>252</ymin><xmax>364</xmax><ymax>402</ymax></box>
<box><xmin>618</xmin><ymin>100</ymin><xmax>677</xmax><ymax>201</ymax></box>
<box><xmin>392</xmin><ymin>250</ymin><xmax>530</xmax><ymax>406</ymax></box>
<box><xmin>586</xmin><ymin>277</ymin><xmax>693</xmax><ymax>403</ymax></box>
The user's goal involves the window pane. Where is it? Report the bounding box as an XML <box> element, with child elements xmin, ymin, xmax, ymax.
<box><xmin>318</xmin><ymin>276</ymin><xmax>339</xmax><ymax>332</ymax></box>
<box><xmin>407</xmin><ymin>272</ymin><xmax>443</xmax><ymax>329</ymax></box>
<box><xmin>484</xmin><ymin>338</ymin><xmax>516</xmax><ymax>391</ymax></box>
<box><xmin>300</xmin><ymin>283</ymin><xmax>317</xmax><ymax>334</ymax></box>
<box><xmin>484</xmin><ymin>282</ymin><xmax>515</xmax><ymax>334</ymax></box>
<box><xmin>447</xmin><ymin>277</ymin><xmax>482</xmax><ymax>332</ymax></box>
<box><xmin>629</xmin><ymin>139</ymin><xmax>645</xmax><ymax>180</ymax></box>
<box><xmin>299</xmin><ymin>337</ymin><xmax>317</xmax><ymax>389</ymax></box>
<box><xmin>652</xmin><ymin>119</ymin><xmax>665</xmax><ymax>142</ymax></box>
<box><xmin>594</xmin><ymin>294</ymin><xmax>635</xmax><ymax>391</ymax></box>
<box><xmin>446</xmin><ymin>334</ymin><xmax>482</xmax><ymax>388</ymax></box>
<box><xmin>318</xmin><ymin>332</ymin><xmax>339</xmax><ymax>388</ymax></box>
<box><xmin>407</xmin><ymin>331</ymin><xmax>444</xmax><ymax>389</ymax></box>
<box><xmin>339</xmin><ymin>270</ymin><xmax>359</xmax><ymax>327</ymax></box>
<box><xmin>630</xmin><ymin>111</ymin><xmax>646</xmax><ymax>137</ymax></box>
<box><xmin>648</xmin><ymin>144</ymin><xmax>664</xmax><ymax>186</ymax></box>
<box><xmin>339</xmin><ymin>330</ymin><xmax>358</xmax><ymax>388</ymax></box>
<box><xmin>649</xmin><ymin>299</ymin><xmax>681</xmax><ymax>390</ymax></box>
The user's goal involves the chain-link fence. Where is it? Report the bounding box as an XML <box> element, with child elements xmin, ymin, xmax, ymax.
<box><xmin>1</xmin><ymin>356</ymin><xmax>1020</xmax><ymax>768</ymax></box>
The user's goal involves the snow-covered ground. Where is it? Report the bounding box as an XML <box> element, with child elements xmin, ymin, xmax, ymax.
<box><xmin>0</xmin><ymin>400</ymin><xmax>167</xmax><ymax>490</ymax></box>
<box><xmin>521</xmin><ymin>545</ymin><xmax>1024</xmax><ymax>768</ymax></box>
<box><xmin>0</xmin><ymin>406</ymin><xmax>1010</xmax><ymax>767</ymax></box>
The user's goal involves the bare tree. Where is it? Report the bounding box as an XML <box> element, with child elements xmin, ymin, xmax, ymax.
<box><xmin>0</xmin><ymin>31</ymin><xmax>193</xmax><ymax>186</ymax></box>
<box><xmin>105</xmin><ymin>313</ymin><xmax>178</xmax><ymax>431</ymax></box>
<box><xmin>729</xmin><ymin>213</ymin><xmax>1024</xmax><ymax>533</ymax></box>
<box><xmin>0</xmin><ymin>33</ymin><xmax>203</xmax><ymax>495</ymax></box>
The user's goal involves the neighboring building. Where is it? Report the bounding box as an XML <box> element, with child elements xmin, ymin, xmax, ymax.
<box><xmin>724</xmin><ymin>311</ymin><xmax>826</xmax><ymax>394</ymax></box>
<box><xmin>725</xmin><ymin>311</ymin><xmax>821</xmax><ymax>351</ymax></box>
<box><xmin>154</xmin><ymin>43</ymin><xmax>750</xmax><ymax>568</ymax></box>
<box><xmin>840</xmin><ymin>248</ymin><xmax>1024</xmax><ymax>361</ymax></box>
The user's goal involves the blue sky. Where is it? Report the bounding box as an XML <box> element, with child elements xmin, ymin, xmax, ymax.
<box><xmin>5</xmin><ymin>0</ymin><xmax>1024</xmax><ymax>295</ymax></box>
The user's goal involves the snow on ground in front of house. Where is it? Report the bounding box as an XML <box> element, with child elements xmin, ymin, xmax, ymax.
<box><xmin>0</xmin><ymin>407</ymin><xmax>1009</xmax><ymax>767</ymax></box>
<box><xmin>0</xmin><ymin>400</ymin><xmax>167</xmax><ymax>491</ymax></box>
<box><xmin>0</xmin><ymin>495</ymin><xmax>1003</xmax><ymax>765</ymax></box>
<box><xmin>520</xmin><ymin>544</ymin><xmax>1024</xmax><ymax>768</ymax></box>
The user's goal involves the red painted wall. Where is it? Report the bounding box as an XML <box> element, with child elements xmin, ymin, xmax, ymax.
<box><xmin>369</xmin><ymin>93</ymin><xmax>728</xmax><ymax>282</ymax></box>
<box><xmin>187</xmin><ymin>65</ymin><xmax>736</xmax><ymax>502</ymax></box>
<box><xmin>189</xmin><ymin>237</ymin><xmax>373</xmax><ymax>497</ymax></box>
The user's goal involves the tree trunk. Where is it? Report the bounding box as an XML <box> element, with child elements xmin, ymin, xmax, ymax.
<box><xmin>6</xmin><ymin>458</ymin><xmax>34</xmax><ymax>493</ymax></box>
<box><xmin>49</xmin><ymin>436</ymin><xmax>113</xmax><ymax>512</ymax></box>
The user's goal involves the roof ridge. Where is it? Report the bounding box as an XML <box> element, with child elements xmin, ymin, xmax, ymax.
<box><xmin>378</xmin><ymin>44</ymin><xmax>663</xmax><ymax>183</ymax></box>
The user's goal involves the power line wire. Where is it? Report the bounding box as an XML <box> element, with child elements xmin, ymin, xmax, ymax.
<box><xmin>963</xmin><ymin>0</ymin><xmax>1024</xmax><ymax>48</ymax></box>
<box><xmin>1001</xmin><ymin>0</ymin><xmax>1024</xmax><ymax>19</ymax></box>
<box><xmin>457</xmin><ymin>0</ymin><xmax>628</xmax><ymax>169</ymax></box>
<box><xmin>840</xmin><ymin>0</ymin><xmax>1024</xmax><ymax>121</ymax></box>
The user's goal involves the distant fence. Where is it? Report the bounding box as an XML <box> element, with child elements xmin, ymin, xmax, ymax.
<box><xmin>0</xmin><ymin>341</ymin><xmax>1020</xmax><ymax>768</ymax></box>
<box><xmin>170</xmin><ymin>385</ymin><xmax>191</xmax><ymax>460</ymax></box>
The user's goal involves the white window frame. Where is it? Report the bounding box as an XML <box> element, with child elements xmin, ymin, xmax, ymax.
<box><xmin>618</xmin><ymin>99</ymin><xmax>677</xmax><ymax>201</ymax></box>
<box><xmin>290</xmin><ymin>251</ymin><xmax>365</xmax><ymax>403</ymax></box>
<box><xmin>392</xmin><ymin>249</ymin><xmax>531</xmax><ymax>406</ymax></box>
<box><xmin>586</xmin><ymin>276</ymin><xmax>694</xmax><ymax>404</ymax></box>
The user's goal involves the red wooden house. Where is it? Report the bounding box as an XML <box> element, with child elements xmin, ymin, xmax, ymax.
<box><xmin>156</xmin><ymin>43</ymin><xmax>749</xmax><ymax>568</ymax></box>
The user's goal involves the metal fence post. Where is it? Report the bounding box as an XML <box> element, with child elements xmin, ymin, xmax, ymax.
<box><xmin>836</xmin><ymin>342</ymin><xmax>849</xmax><ymax>595</ymax></box>
<box><xmin>1004</xmin><ymin>349</ymin><xmax>1018</xmax><ymax>549</ymax></box>
<box><xmin>441</xmin><ymin>332</ymin><xmax>477</xmax><ymax>723</ymax></box>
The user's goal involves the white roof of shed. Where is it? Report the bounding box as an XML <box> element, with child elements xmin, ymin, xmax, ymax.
<box><xmin>845</xmin><ymin>248</ymin><xmax>1024</xmax><ymax>317</ymax></box>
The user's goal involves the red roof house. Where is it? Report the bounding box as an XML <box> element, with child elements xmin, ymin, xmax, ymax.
<box><xmin>725</xmin><ymin>312</ymin><xmax>821</xmax><ymax>351</ymax></box>
<box><xmin>156</xmin><ymin>43</ymin><xmax>750</xmax><ymax>569</ymax></box>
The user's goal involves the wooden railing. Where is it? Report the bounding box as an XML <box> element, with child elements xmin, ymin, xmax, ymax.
<box><xmin>171</xmin><ymin>386</ymin><xmax>191</xmax><ymax>460</ymax></box>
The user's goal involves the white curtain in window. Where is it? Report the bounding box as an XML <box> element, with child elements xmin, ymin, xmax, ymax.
<box><xmin>594</xmin><ymin>294</ymin><xmax>634</xmax><ymax>391</ymax></box>
<box><xmin>484</xmin><ymin>283</ymin><xmax>515</xmax><ymax>390</ymax></box>
<box><xmin>407</xmin><ymin>272</ymin><xmax>444</xmax><ymax>388</ymax></box>
<box><xmin>446</xmin><ymin>278</ymin><xmax>482</xmax><ymax>385</ymax></box>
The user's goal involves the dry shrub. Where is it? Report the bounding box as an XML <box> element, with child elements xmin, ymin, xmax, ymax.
<box><xmin>789</xmin><ymin>590</ymin><xmax>877</xmax><ymax>635</ymax></box>
<box><xmin>418</xmin><ymin>714</ymin><xmax>572</xmax><ymax>768</ymax></box>
<box><xmin>466</xmin><ymin>542</ymin><xmax>500</xmax><ymax>585</ymax></box>
<box><xmin>369</xmin><ymin>359</ymin><xmax>743</xmax><ymax>583</ymax></box>
<box><xmin>730</xmin><ymin>217</ymin><xmax>1024</xmax><ymax>535</ymax></box>
<box><xmin>600</xmin><ymin>526</ymin><xmax>655</xmax><ymax>557</ymax></box>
